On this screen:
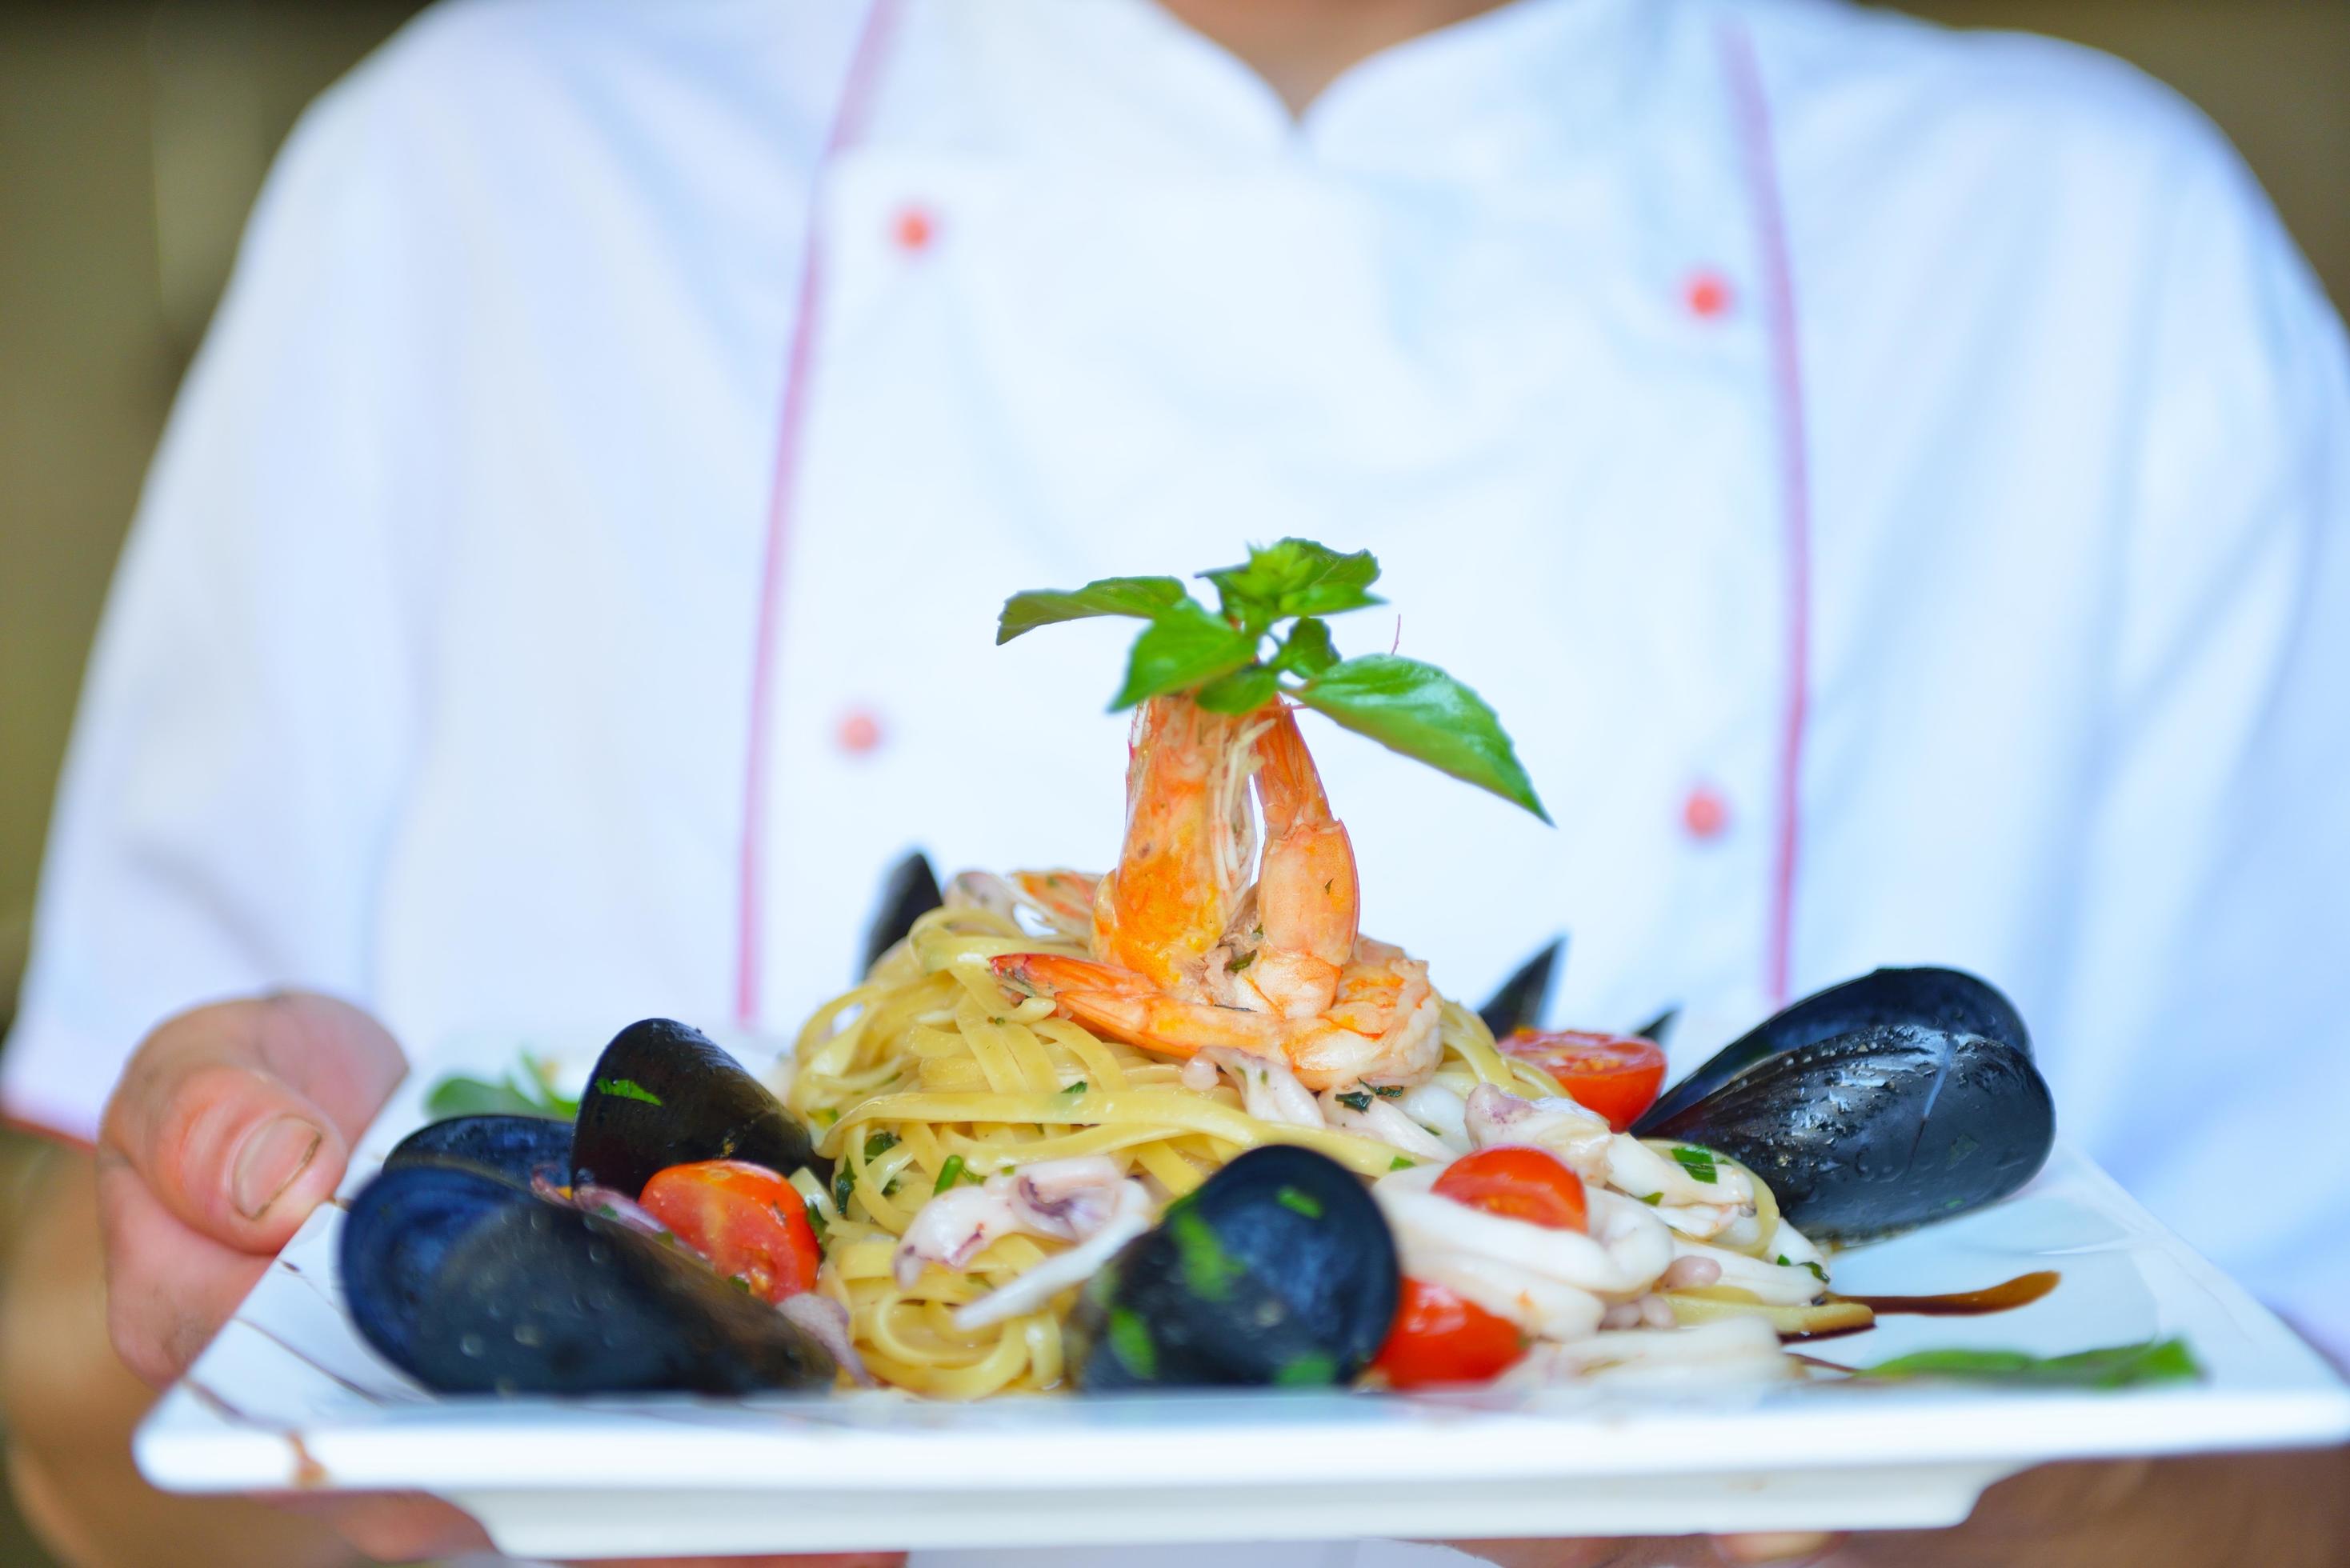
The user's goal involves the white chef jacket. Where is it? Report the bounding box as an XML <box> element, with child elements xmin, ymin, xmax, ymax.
<box><xmin>8</xmin><ymin>0</ymin><xmax>2349</xmax><ymax>1406</ymax></box>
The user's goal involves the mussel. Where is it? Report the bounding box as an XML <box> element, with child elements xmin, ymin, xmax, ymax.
<box><xmin>862</xmin><ymin>850</ymin><xmax>943</xmax><ymax>977</ymax></box>
<box><xmin>1477</xmin><ymin>937</ymin><xmax>1563</xmax><ymax>1042</ymax></box>
<box><xmin>1071</xmin><ymin>1145</ymin><xmax>1399</xmax><ymax>1390</ymax></box>
<box><xmin>385</xmin><ymin>1112</ymin><xmax>573</xmax><ymax>1185</ymax></box>
<box><xmin>1632</xmin><ymin>968</ymin><xmax>2053</xmax><ymax>1242</ymax></box>
<box><xmin>340</xmin><ymin>1162</ymin><xmax>834</xmax><ymax>1395</ymax></box>
<box><xmin>570</xmin><ymin>1018</ymin><xmax>828</xmax><ymax>1194</ymax></box>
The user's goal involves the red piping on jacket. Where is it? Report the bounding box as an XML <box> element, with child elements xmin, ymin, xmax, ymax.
<box><xmin>735</xmin><ymin>0</ymin><xmax>905</xmax><ymax>1027</ymax></box>
<box><xmin>1719</xmin><ymin>22</ymin><xmax>1813</xmax><ymax>1010</ymax></box>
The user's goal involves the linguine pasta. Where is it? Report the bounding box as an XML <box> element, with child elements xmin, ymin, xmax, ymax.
<box><xmin>783</xmin><ymin>901</ymin><xmax>1567</xmax><ymax>1398</ymax></box>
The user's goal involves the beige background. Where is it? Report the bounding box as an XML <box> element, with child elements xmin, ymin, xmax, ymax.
<box><xmin>2</xmin><ymin>0</ymin><xmax>2346</xmax><ymax>1028</ymax></box>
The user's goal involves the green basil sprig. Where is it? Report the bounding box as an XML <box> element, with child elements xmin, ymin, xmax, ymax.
<box><xmin>999</xmin><ymin>538</ymin><xmax>1548</xmax><ymax>822</ymax></box>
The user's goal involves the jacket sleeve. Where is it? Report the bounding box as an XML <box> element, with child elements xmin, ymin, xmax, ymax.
<box><xmin>2046</xmin><ymin>117</ymin><xmax>2350</xmax><ymax>1357</ymax></box>
<box><xmin>1</xmin><ymin>78</ymin><xmax>425</xmax><ymax>1142</ymax></box>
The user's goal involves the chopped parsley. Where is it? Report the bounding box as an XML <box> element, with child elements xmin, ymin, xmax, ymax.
<box><xmin>1225</xmin><ymin>950</ymin><xmax>1256</xmax><ymax>973</ymax></box>
<box><xmin>1669</xmin><ymin>1145</ymin><xmax>1719</xmax><ymax>1184</ymax></box>
<box><xmin>1062</xmin><ymin>1080</ymin><xmax>1088</xmax><ymax>1096</ymax></box>
<box><xmin>1372</xmin><ymin>1085</ymin><xmax>1405</xmax><ymax>1098</ymax></box>
<box><xmin>1335</xmin><ymin>1090</ymin><xmax>1374</xmax><ymax>1112</ymax></box>
<box><xmin>833</xmin><ymin>1168</ymin><xmax>857</xmax><ymax>1215</ymax></box>
<box><xmin>1107</xmin><ymin>1307</ymin><xmax>1158</xmax><ymax>1378</ymax></box>
<box><xmin>1637</xmin><ymin>1191</ymin><xmax>1664</xmax><ymax>1206</ymax></box>
<box><xmin>1388</xmin><ymin>1156</ymin><xmax>1416</xmax><ymax>1171</ymax></box>
<box><xmin>1275</xmin><ymin>1186</ymin><xmax>1324</xmax><ymax>1220</ymax></box>
<box><xmin>863</xmin><ymin>1130</ymin><xmax>900</xmax><ymax>1161</ymax></box>
<box><xmin>1170</xmin><ymin>1209</ymin><xmax>1244</xmax><ymax>1303</ymax></box>
<box><xmin>1273</xmin><ymin>1351</ymin><xmax>1337</xmax><ymax>1387</ymax></box>
<box><xmin>1776</xmin><ymin>1254</ymin><xmax>1828</xmax><ymax>1282</ymax></box>
<box><xmin>593</xmin><ymin>1076</ymin><xmax>662</xmax><ymax>1107</ymax></box>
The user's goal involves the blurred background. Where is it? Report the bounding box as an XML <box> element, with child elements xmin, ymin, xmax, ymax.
<box><xmin>0</xmin><ymin>2</ymin><xmax>2344</xmax><ymax>1562</ymax></box>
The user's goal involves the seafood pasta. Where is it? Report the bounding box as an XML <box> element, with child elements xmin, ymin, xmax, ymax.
<box><xmin>784</xmin><ymin>697</ymin><xmax>1853</xmax><ymax>1397</ymax></box>
<box><xmin>350</xmin><ymin>542</ymin><xmax>2056</xmax><ymax>1403</ymax></box>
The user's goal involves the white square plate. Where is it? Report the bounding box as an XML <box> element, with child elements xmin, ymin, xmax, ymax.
<box><xmin>135</xmin><ymin>1034</ymin><xmax>2350</xmax><ymax>1560</ymax></box>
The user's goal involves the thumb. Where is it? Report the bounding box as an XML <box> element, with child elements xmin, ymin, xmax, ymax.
<box><xmin>102</xmin><ymin>994</ymin><xmax>406</xmax><ymax>1254</ymax></box>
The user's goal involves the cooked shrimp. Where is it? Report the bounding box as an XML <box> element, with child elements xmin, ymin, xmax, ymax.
<box><xmin>992</xmin><ymin>693</ymin><xmax>1443</xmax><ymax>1089</ymax></box>
<box><xmin>1087</xmin><ymin>696</ymin><xmax>1259</xmax><ymax>990</ymax></box>
<box><xmin>992</xmin><ymin>943</ymin><xmax>1441</xmax><ymax>1090</ymax></box>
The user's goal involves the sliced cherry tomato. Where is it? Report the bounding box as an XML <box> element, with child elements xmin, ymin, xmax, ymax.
<box><xmin>1500</xmin><ymin>1029</ymin><xmax>1668</xmax><ymax>1132</ymax></box>
<box><xmin>1432</xmin><ymin>1145</ymin><xmax>1589</xmax><ymax>1233</ymax></box>
<box><xmin>638</xmin><ymin>1159</ymin><xmax>820</xmax><ymax>1305</ymax></box>
<box><xmin>1373</xmin><ymin>1277</ymin><xmax>1527</xmax><ymax>1390</ymax></box>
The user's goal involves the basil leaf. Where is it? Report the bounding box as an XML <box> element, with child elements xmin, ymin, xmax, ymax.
<box><xmin>1110</xmin><ymin>602</ymin><xmax>1260</xmax><ymax>710</ymax></box>
<box><xmin>1194</xmin><ymin>664</ymin><xmax>1282</xmax><ymax>714</ymax></box>
<box><xmin>1271</xmin><ymin>617</ymin><xmax>1339</xmax><ymax>678</ymax></box>
<box><xmin>1293</xmin><ymin>654</ymin><xmax>1549</xmax><ymax>822</ymax></box>
<box><xmin>425</xmin><ymin>1074</ymin><xmax>556</xmax><ymax>1121</ymax></box>
<box><xmin>998</xmin><ymin>576</ymin><xmax>1190</xmax><ymax>643</ymax></box>
<box><xmin>1202</xmin><ymin>538</ymin><xmax>1383</xmax><ymax>622</ymax></box>
<box><xmin>1859</xmin><ymin>1338</ymin><xmax>2201</xmax><ymax>1390</ymax></box>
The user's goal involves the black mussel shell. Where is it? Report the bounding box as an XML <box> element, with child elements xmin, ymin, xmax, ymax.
<box><xmin>339</xmin><ymin>1162</ymin><xmax>834</xmax><ymax>1394</ymax></box>
<box><xmin>386</xmin><ymin>1114</ymin><xmax>574</xmax><ymax>1186</ymax></box>
<box><xmin>861</xmin><ymin>850</ymin><xmax>943</xmax><ymax>978</ymax></box>
<box><xmin>570</xmin><ymin>1018</ymin><xmax>827</xmax><ymax>1196</ymax></box>
<box><xmin>1635</xmin><ymin>967</ymin><xmax>2029</xmax><ymax>1131</ymax></box>
<box><xmin>1477</xmin><ymin>938</ymin><xmax>1563</xmax><ymax>1042</ymax></box>
<box><xmin>1071</xmin><ymin>1145</ymin><xmax>1399</xmax><ymax>1391</ymax></box>
<box><xmin>1638</xmin><ymin>1023</ymin><xmax>2054</xmax><ymax>1242</ymax></box>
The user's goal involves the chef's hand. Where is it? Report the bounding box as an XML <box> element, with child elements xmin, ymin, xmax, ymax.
<box><xmin>0</xmin><ymin>990</ymin><xmax>899</xmax><ymax>1568</ymax></box>
<box><xmin>1456</xmin><ymin>1444</ymin><xmax>2350</xmax><ymax>1567</ymax></box>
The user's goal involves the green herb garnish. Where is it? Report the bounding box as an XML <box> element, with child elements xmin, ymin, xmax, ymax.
<box><xmin>1225</xmin><ymin>950</ymin><xmax>1256</xmax><ymax>973</ymax></box>
<box><xmin>863</xmin><ymin>1130</ymin><xmax>899</xmax><ymax>1161</ymax></box>
<box><xmin>424</xmin><ymin>1052</ymin><xmax>580</xmax><ymax>1121</ymax></box>
<box><xmin>934</xmin><ymin>1154</ymin><xmax>969</xmax><ymax>1194</ymax></box>
<box><xmin>834</xmin><ymin>1168</ymin><xmax>858</xmax><ymax>1215</ymax></box>
<box><xmin>1372</xmin><ymin>1085</ymin><xmax>1405</xmax><ymax>1098</ymax></box>
<box><xmin>1274</xmin><ymin>1352</ymin><xmax>1339</xmax><ymax>1388</ymax></box>
<box><xmin>1389</xmin><ymin>1156</ymin><xmax>1416</xmax><ymax>1171</ymax></box>
<box><xmin>1670</xmin><ymin>1145</ymin><xmax>1719</xmax><ymax>1185</ymax></box>
<box><xmin>1107</xmin><ymin>1306</ymin><xmax>1159</xmax><ymax>1378</ymax></box>
<box><xmin>594</xmin><ymin>1076</ymin><xmax>662</xmax><ymax>1107</ymax></box>
<box><xmin>998</xmin><ymin>539</ymin><xmax>1547</xmax><ymax>821</ymax></box>
<box><xmin>1854</xmin><ymin>1338</ymin><xmax>2201</xmax><ymax>1390</ymax></box>
<box><xmin>1169</xmin><ymin>1208</ymin><xmax>1245</xmax><ymax>1302</ymax></box>
<box><xmin>1275</xmin><ymin>1186</ymin><xmax>1324</xmax><ymax>1220</ymax></box>
<box><xmin>1062</xmin><ymin>1080</ymin><xmax>1088</xmax><ymax>1096</ymax></box>
<box><xmin>1335</xmin><ymin>1090</ymin><xmax>1374</xmax><ymax>1112</ymax></box>
<box><xmin>1638</xmin><ymin>1191</ymin><xmax>1664</xmax><ymax>1206</ymax></box>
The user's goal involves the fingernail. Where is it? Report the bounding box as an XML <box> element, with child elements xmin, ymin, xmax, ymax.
<box><xmin>233</xmin><ymin>1114</ymin><xmax>323</xmax><ymax>1219</ymax></box>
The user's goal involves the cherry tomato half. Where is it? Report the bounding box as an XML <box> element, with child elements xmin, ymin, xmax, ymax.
<box><xmin>1433</xmin><ymin>1145</ymin><xmax>1589</xmax><ymax>1232</ymax></box>
<box><xmin>1500</xmin><ymin>1030</ymin><xmax>1668</xmax><ymax>1132</ymax></box>
<box><xmin>638</xmin><ymin>1159</ymin><xmax>821</xmax><ymax>1305</ymax></box>
<box><xmin>1373</xmin><ymin>1277</ymin><xmax>1528</xmax><ymax>1390</ymax></box>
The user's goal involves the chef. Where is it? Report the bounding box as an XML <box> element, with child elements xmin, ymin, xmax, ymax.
<box><xmin>3</xmin><ymin>1</ymin><xmax>2345</xmax><ymax>1565</ymax></box>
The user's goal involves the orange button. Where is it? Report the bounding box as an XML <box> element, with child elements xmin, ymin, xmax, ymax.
<box><xmin>1682</xmin><ymin>786</ymin><xmax>1728</xmax><ymax>840</ymax></box>
<box><xmin>836</xmin><ymin>708</ymin><xmax>885</xmax><ymax>756</ymax></box>
<box><xmin>891</xmin><ymin>205</ymin><xmax>935</xmax><ymax>253</ymax></box>
<box><xmin>1683</xmin><ymin>269</ymin><xmax>1733</xmax><ymax>320</ymax></box>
